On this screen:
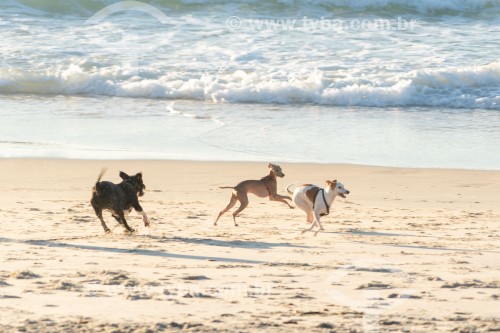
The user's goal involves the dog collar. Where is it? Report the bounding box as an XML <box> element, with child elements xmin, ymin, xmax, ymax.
<box><xmin>313</xmin><ymin>189</ymin><xmax>330</xmax><ymax>216</ymax></box>
<box><xmin>260</xmin><ymin>176</ymin><xmax>273</xmax><ymax>196</ymax></box>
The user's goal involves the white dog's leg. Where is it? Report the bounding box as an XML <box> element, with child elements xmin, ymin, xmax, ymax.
<box><xmin>306</xmin><ymin>210</ymin><xmax>314</xmax><ymax>223</ymax></box>
<box><xmin>293</xmin><ymin>195</ymin><xmax>314</xmax><ymax>225</ymax></box>
<box><xmin>314</xmin><ymin>212</ymin><xmax>324</xmax><ymax>231</ymax></box>
<box><xmin>302</xmin><ymin>216</ymin><xmax>318</xmax><ymax>234</ymax></box>
<box><xmin>312</xmin><ymin>212</ymin><xmax>325</xmax><ymax>236</ymax></box>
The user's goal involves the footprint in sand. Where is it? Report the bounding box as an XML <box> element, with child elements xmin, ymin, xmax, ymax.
<box><xmin>356</xmin><ymin>282</ymin><xmax>394</xmax><ymax>290</ymax></box>
<box><xmin>441</xmin><ymin>280</ymin><xmax>499</xmax><ymax>288</ymax></box>
<box><xmin>50</xmin><ymin>280</ymin><xmax>82</xmax><ymax>292</ymax></box>
<box><xmin>181</xmin><ymin>275</ymin><xmax>210</xmax><ymax>281</ymax></box>
<box><xmin>0</xmin><ymin>280</ymin><xmax>12</xmax><ymax>287</ymax></box>
<box><xmin>0</xmin><ymin>294</ymin><xmax>21</xmax><ymax>299</ymax></box>
<box><xmin>10</xmin><ymin>270</ymin><xmax>41</xmax><ymax>279</ymax></box>
<box><xmin>126</xmin><ymin>293</ymin><xmax>154</xmax><ymax>300</ymax></box>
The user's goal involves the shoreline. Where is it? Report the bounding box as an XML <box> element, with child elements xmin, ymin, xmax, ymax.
<box><xmin>1</xmin><ymin>157</ymin><xmax>500</xmax><ymax>172</ymax></box>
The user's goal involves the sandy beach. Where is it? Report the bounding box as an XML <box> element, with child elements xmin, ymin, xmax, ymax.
<box><xmin>0</xmin><ymin>159</ymin><xmax>498</xmax><ymax>332</ymax></box>
<box><xmin>2</xmin><ymin>1</ymin><xmax>499</xmax><ymax>332</ymax></box>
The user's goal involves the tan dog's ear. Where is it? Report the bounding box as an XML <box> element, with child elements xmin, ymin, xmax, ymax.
<box><xmin>268</xmin><ymin>163</ymin><xmax>273</xmax><ymax>168</ymax></box>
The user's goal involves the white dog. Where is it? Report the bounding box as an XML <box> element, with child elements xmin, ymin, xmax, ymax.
<box><xmin>287</xmin><ymin>180</ymin><xmax>350</xmax><ymax>235</ymax></box>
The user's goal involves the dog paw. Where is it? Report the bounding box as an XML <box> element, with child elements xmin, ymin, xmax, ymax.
<box><xmin>289</xmin><ymin>206</ymin><xmax>295</xmax><ymax>209</ymax></box>
<box><xmin>104</xmin><ymin>228</ymin><xmax>111</xmax><ymax>234</ymax></box>
<box><xmin>144</xmin><ymin>220</ymin><xmax>150</xmax><ymax>227</ymax></box>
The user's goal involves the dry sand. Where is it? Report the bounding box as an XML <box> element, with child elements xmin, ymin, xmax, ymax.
<box><xmin>0</xmin><ymin>159</ymin><xmax>499</xmax><ymax>332</ymax></box>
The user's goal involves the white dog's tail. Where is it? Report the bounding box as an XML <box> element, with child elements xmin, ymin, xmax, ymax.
<box><xmin>286</xmin><ymin>182</ymin><xmax>298</xmax><ymax>195</ymax></box>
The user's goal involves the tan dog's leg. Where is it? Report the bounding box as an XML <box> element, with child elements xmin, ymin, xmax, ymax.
<box><xmin>232</xmin><ymin>192</ymin><xmax>249</xmax><ymax>226</ymax></box>
<box><xmin>214</xmin><ymin>193</ymin><xmax>238</xmax><ymax>226</ymax></box>
<box><xmin>270</xmin><ymin>194</ymin><xmax>294</xmax><ymax>208</ymax></box>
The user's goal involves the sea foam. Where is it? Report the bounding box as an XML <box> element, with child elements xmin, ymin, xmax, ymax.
<box><xmin>1</xmin><ymin>62</ymin><xmax>499</xmax><ymax>109</ymax></box>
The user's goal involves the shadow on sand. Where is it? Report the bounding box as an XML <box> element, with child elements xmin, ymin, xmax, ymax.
<box><xmin>166</xmin><ymin>236</ymin><xmax>314</xmax><ymax>249</ymax></box>
<box><xmin>0</xmin><ymin>236</ymin><xmax>313</xmax><ymax>264</ymax></box>
<box><xmin>314</xmin><ymin>230</ymin><xmax>499</xmax><ymax>253</ymax></box>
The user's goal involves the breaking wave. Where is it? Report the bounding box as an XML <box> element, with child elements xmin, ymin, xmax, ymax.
<box><xmin>1</xmin><ymin>62</ymin><xmax>499</xmax><ymax>109</ymax></box>
<box><xmin>1</xmin><ymin>0</ymin><xmax>498</xmax><ymax>17</ymax></box>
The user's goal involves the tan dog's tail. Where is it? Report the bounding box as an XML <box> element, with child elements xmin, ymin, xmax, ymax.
<box><xmin>219</xmin><ymin>186</ymin><xmax>235</xmax><ymax>189</ymax></box>
<box><xmin>286</xmin><ymin>182</ymin><xmax>297</xmax><ymax>195</ymax></box>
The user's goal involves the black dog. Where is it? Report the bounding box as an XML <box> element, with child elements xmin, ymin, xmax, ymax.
<box><xmin>91</xmin><ymin>169</ymin><xmax>150</xmax><ymax>233</ymax></box>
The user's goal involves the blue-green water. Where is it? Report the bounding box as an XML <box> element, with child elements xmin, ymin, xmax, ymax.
<box><xmin>1</xmin><ymin>0</ymin><xmax>499</xmax><ymax>168</ymax></box>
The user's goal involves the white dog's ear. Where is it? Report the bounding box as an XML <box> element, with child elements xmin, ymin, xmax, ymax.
<box><xmin>326</xmin><ymin>180</ymin><xmax>332</xmax><ymax>186</ymax></box>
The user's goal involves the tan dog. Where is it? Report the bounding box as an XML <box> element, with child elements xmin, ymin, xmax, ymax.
<box><xmin>214</xmin><ymin>163</ymin><xmax>294</xmax><ymax>226</ymax></box>
<box><xmin>287</xmin><ymin>180</ymin><xmax>350</xmax><ymax>235</ymax></box>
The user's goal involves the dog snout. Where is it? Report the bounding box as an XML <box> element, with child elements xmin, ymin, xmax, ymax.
<box><xmin>346</xmin><ymin>190</ymin><xmax>350</xmax><ymax>194</ymax></box>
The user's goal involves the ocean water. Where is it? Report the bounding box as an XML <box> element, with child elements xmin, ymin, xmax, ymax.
<box><xmin>0</xmin><ymin>0</ymin><xmax>499</xmax><ymax>169</ymax></box>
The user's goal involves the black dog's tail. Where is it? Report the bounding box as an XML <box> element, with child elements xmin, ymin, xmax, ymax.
<box><xmin>96</xmin><ymin>168</ymin><xmax>107</xmax><ymax>183</ymax></box>
<box><xmin>93</xmin><ymin>168</ymin><xmax>107</xmax><ymax>195</ymax></box>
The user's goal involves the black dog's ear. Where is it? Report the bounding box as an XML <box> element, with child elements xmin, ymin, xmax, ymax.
<box><xmin>119</xmin><ymin>171</ymin><xmax>129</xmax><ymax>180</ymax></box>
<box><xmin>135</xmin><ymin>172</ymin><xmax>142</xmax><ymax>181</ymax></box>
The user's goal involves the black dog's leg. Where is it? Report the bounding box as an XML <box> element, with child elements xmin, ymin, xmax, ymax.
<box><xmin>112</xmin><ymin>214</ymin><xmax>123</xmax><ymax>225</ymax></box>
<box><xmin>131</xmin><ymin>198</ymin><xmax>150</xmax><ymax>227</ymax></box>
<box><xmin>94</xmin><ymin>208</ymin><xmax>111</xmax><ymax>233</ymax></box>
<box><xmin>117</xmin><ymin>211</ymin><xmax>135</xmax><ymax>233</ymax></box>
